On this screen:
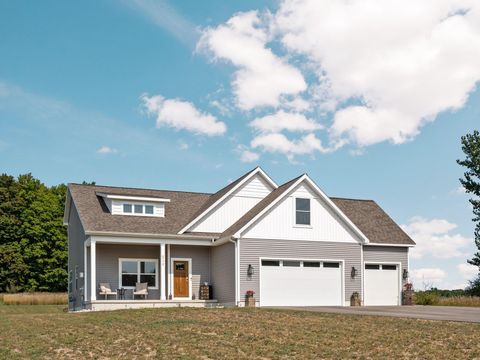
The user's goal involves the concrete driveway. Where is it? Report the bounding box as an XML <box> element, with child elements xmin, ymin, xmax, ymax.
<box><xmin>272</xmin><ymin>306</ymin><xmax>480</xmax><ymax>323</ymax></box>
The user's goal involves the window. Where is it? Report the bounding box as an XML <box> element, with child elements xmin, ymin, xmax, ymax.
<box><xmin>145</xmin><ymin>205</ymin><xmax>154</xmax><ymax>214</ymax></box>
<box><xmin>122</xmin><ymin>203</ymin><xmax>157</xmax><ymax>216</ymax></box>
<box><xmin>295</xmin><ymin>198</ymin><xmax>311</xmax><ymax>225</ymax></box>
<box><xmin>262</xmin><ymin>260</ymin><xmax>280</xmax><ymax>266</ymax></box>
<box><xmin>303</xmin><ymin>261</ymin><xmax>320</xmax><ymax>267</ymax></box>
<box><xmin>365</xmin><ymin>264</ymin><xmax>380</xmax><ymax>270</ymax></box>
<box><xmin>120</xmin><ymin>259</ymin><xmax>158</xmax><ymax>288</ymax></box>
<box><xmin>283</xmin><ymin>260</ymin><xmax>301</xmax><ymax>267</ymax></box>
<box><xmin>323</xmin><ymin>262</ymin><xmax>340</xmax><ymax>268</ymax></box>
<box><xmin>382</xmin><ymin>265</ymin><xmax>397</xmax><ymax>270</ymax></box>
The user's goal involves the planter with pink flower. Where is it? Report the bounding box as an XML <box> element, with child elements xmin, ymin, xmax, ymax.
<box><xmin>245</xmin><ymin>290</ymin><xmax>256</xmax><ymax>307</ymax></box>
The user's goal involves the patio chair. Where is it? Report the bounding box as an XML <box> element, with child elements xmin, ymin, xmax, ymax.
<box><xmin>133</xmin><ymin>282</ymin><xmax>148</xmax><ymax>300</ymax></box>
<box><xmin>99</xmin><ymin>283</ymin><xmax>117</xmax><ymax>300</ymax></box>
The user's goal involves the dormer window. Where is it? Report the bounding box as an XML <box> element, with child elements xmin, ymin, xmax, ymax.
<box><xmin>295</xmin><ymin>198</ymin><xmax>311</xmax><ymax>225</ymax></box>
<box><xmin>97</xmin><ymin>192</ymin><xmax>170</xmax><ymax>217</ymax></box>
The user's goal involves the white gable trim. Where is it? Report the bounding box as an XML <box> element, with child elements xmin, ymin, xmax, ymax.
<box><xmin>177</xmin><ymin>167</ymin><xmax>277</xmax><ymax>234</ymax></box>
<box><xmin>233</xmin><ymin>174</ymin><xmax>370</xmax><ymax>244</ymax></box>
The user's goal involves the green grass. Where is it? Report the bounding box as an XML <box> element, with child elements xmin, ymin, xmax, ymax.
<box><xmin>0</xmin><ymin>306</ymin><xmax>479</xmax><ymax>359</ymax></box>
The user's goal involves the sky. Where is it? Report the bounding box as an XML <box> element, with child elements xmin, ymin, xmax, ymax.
<box><xmin>1</xmin><ymin>0</ymin><xmax>479</xmax><ymax>289</ymax></box>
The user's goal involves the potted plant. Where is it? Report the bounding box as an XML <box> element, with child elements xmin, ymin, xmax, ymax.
<box><xmin>245</xmin><ymin>290</ymin><xmax>256</xmax><ymax>307</ymax></box>
<box><xmin>350</xmin><ymin>291</ymin><xmax>361</xmax><ymax>306</ymax></box>
<box><xmin>402</xmin><ymin>283</ymin><xmax>414</xmax><ymax>305</ymax></box>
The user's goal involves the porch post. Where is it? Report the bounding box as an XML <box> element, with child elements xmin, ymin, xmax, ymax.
<box><xmin>84</xmin><ymin>241</ymin><xmax>88</xmax><ymax>303</ymax></box>
<box><xmin>160</xmin><ymin>243</ymin><xmax>166</xmax><ymax>300</ymax></box>
<box><xmin>90</xmin><ymin>239</ymin><xmax>96</xmax><ymax>301</ymax></box>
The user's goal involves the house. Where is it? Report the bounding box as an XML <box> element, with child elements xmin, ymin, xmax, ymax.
<box><xmin>64</xmin><ymin>167</ymin><xmax>415</xmax><ymax>311</ymax></box>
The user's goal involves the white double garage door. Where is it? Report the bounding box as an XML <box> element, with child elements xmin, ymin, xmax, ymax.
<box><xmin>260</xmin><ymin>259</ymin><xmax>400</xmax><ymax>306</ymax></box>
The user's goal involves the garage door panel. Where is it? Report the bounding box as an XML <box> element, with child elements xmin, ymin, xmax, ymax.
<box><xmin>260</xmin><ymin>260</ymin><xmax>343</xmax><ymax>306</ymax></box>
<box><xmin>364</xmin><ymin>264</ymin><xmax>399</xmax><ymax>306</ymax></box>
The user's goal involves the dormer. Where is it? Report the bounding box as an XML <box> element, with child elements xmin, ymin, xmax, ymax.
<box><xmin>96</xmin><ymin>192</ymin><xmax>170</xmax><ymax>217</ymax></box>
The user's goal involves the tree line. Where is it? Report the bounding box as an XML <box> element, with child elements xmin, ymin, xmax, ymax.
<box><xmin>0</xmin><ymin>174</ymin><xmax>67</xmax><ymax>292</ymax></box>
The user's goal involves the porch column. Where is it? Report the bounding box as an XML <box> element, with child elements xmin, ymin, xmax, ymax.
<box><xmin>160</xmin><ymin>243</ymin><xmax>166</xmax><ymax>300</ymax></box>
<box><xmin>84</xmin><ymin>241</ymin><xmax>88</xmax><ymax>303</ymax></box>
<box><xmin>90</xmin><ymin>239</ymin><xmax>96</xmax><ymax>301</ymax></box>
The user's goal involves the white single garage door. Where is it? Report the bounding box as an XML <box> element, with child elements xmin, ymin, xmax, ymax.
<box><xmin>260</xmin><ymin>259</ymin><xmax>343</xmax><ymax>306</ymax></box>
<box><xmin>364</xmin><ymin>263</ymin><xmax>400</xmax><ymax>306</ymax></box>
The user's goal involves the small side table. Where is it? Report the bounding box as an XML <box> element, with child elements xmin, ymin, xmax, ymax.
<box><xmin>117</xmin><ymin>288</ymin><xmax>126</xmax><ymax>300</ymax></box>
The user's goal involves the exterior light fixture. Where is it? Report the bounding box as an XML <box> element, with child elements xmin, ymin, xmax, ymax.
<box><xmin>351</xmin><ymin>266</ymin><xmax>357</xmax><ymax>278</ymax></box>
<box><xmin>247</xmin><ymin>264</ymin><xmax>254</xmax><ymax>277</ymax></box>
<box><xmin>403</xmin><ymin>269</ymin><xmax>409</xmax><ymax>280</ymax></box>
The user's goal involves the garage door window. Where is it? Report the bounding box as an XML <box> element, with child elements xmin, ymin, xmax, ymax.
<box><xmin>262</xmin><ymin>260</ymin><xmax>280</xmax><ymax>266</ymax></box>
<box><xmin>365</xmin><ymin>264</ymin><xmax>380</xmax><ymax>270</ymax></box>
<box><xmin>323</xmin><ymin>262</ymin><xmax>340</xmax><ymax>268</ymax></box>
<box><xmin>382</xmin><ymin>265</ymin><xmax>397</xmax><ymax>270</ymax></box>
<box><xmin>283</xmin><ymin>261</ymin><xmax>301</xmax><ymax>267</ymax></box>
<box><xmin>303</xmin><ymin>261</ymin><xmax>320</xmax><ymax>267</ymax></box>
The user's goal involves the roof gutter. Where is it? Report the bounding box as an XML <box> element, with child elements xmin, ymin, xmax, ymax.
<box><xmin>211</xmin><ymin>235</ymin><xmax>236</xmax><ymax>246</ymax></box>
<box><xmin>85</xmin><ymin>230</ymin><xmax>217</xmax><ymax>241</ymax></box>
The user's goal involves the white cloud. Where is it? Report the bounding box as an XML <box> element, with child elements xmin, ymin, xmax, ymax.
<box><xmin>451</xmin><ymin>186</ymin><xmax>466</xmax><ymax>195</ymax></box>
<box><xmin>411</xmin><ymin>268</ymin><xmax>447</xmax><ymax>289</ymax></box>
<box><xmin>198</xmin><ymin>11</ymin><xmax>307</xmax><ymax>110</ymax></box>
<box><xmin>457</xmin><ymin>263</ymin><xmax>478</xmax><ymax>280</ymax></box>
<box><xmin>236</xmin><ymin>144</ymin><xmax>260</xmax><ymax>163</ymax></box>
<box><xmin>141</xmin><ymin>94</ymin><xmax>227</xmax><ymax>136</ymax></box>
<box><xmin>126</xmin><ymin>0</ymin><xmax>197</xmax><ymax>47</ymax></box>
<box><xmin>402</xmin><ymin>217</ymin><xmax>471</xmax><ymax>259</ymax></box>
<box><xmin>96</xmin><ymin>146</ymin><xmax>118</xmax><ymax>154</ymax></box>
<box><xmin>251</xmin><ymin>132</ymin><xmax>329</xmax><ymax>159</ymax></box>
<box><xmin>249</xmin><ymin>110</ymin><xmax>322</xmax><ymax>133</ymax></box>
<box><xmin>275</xmin><ymin>0</ymin><xmax>480</xmax><ymax>147</ymax></box>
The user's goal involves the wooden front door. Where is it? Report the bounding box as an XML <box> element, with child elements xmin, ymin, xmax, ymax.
<box><xmin>173</xmin><ymin>260</ymin><xmax>189</xmax><ymax>298</ymax></box>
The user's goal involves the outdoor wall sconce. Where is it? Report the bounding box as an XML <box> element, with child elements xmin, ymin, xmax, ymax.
<box><xmin>351</xmin><ymin>266</ymin><xmax>358</xmax><ymax>278</ymax></box>
<box><xmin>247</xmin><ymin>264</ymin><xmax>254</xmax><ymax>277</ymax></box>
<box><xmin>403</xmin><ymin>269</ymin><xmax>409</xmax><ymax>280</ymax></box>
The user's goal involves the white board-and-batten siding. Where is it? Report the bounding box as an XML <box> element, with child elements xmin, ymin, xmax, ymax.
<box><xmin>242</xmin><ymin>183</ymin><xmax>360</xmax><ymax>243</ymax></box>
<box><xmin>189</xmin><ymin>174</ymin><xmax>273</xmax><ymax>233</ymax></box>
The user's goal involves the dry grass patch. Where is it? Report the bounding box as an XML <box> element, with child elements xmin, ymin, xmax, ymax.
<box><xmin>3</xmin><ymin>292</ymin><xmax>67</xmax><ymax>305</ymax></box>
<box><xmin>0</xmin><ymin>306</ymin><xmax>479</xmax><ymax>359</ymax></box>
<box><xmin>438</xmin><ymin>296</ymin><xmax>480</xmax><ymax>307</ymax></box>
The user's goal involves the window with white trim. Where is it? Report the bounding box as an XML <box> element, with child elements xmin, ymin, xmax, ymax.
<box><xmin>295</xmin><ymin>198</ymin><xmax>311</xmax><ymax>225</ymax></box>
<box><xmin>119</xmin><ymin>259</ymin><xmax>158</xmax><ymax>288</ymax></box>
<box><xmin>122</xmin><ymin>203</ymin><xmax>157</xmax><ymax>216</ymax></box>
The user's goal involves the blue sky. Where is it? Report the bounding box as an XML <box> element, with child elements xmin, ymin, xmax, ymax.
<box><xmin>1</xmin><ymin>0</ymin><xmax>479</xmax><ymax>289</ymax></box>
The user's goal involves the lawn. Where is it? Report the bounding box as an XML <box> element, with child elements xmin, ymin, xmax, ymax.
<box><xmin>0</xmin><ymin>304</ymin><xmax>479</xmax><ymax>359</ymax></box>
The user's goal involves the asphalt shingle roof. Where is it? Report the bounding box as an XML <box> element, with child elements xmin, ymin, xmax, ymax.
<box><xmin>67</xmin><ymin>172</ymin><xmax>415</xmax><ymax>245</ymax></box>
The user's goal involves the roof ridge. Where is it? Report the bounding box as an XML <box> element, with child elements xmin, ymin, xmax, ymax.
<box><xmin>330</xmin><ymin>196</ymin><xmax>375</xmax><ymax>202</ymax></box>
<box><xmin>68</xmin><ymin>183</ymin><xmax>212</xmax><ymax>196</ymax></box>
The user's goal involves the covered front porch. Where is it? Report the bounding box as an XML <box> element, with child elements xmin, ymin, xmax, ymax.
<box><xmin>83</xmin><ymin>235</ymin><xmax>219</xmax><ymax>310</ymax></box>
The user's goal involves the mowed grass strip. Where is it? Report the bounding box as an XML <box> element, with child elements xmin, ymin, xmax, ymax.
<box><xmin>0</xmin><ymin>306</ymin><xmax>479</xmax><ymax>359</ymax></box>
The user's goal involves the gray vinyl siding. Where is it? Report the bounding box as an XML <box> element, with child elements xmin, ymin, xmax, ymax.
<box><xmin>67</xmin><ymin>202</ymin><xmax>86</xmax><ymax>310</ymax></box>
<box><xmin>96</xmin><ymin>244</ymin><xmax>162</xmax><ymax>300</ymax></box>
<box><xmin>170</xmin><ymin>245</ymin><xmax>211</xmax><ymax>299</ymax></box>
<box><xmin>240</xmin><ymin>238</ymin><xmax>362</xmax><ymax>305</ymax></box>
<box><xmin>363</xmin><ymin>245</ymin><xmax>409</xmax><ymax>285</ymax></box>
<box><xmin>210</xmin><ymin>242</ymin><xmax>236</xmax><ymax>305</ymax></box>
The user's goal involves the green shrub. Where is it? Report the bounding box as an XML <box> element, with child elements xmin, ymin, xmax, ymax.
<box><xmin>415</xmin><ymin>291</ymin><xmax>440</xmax><ymax>305</ymax></box>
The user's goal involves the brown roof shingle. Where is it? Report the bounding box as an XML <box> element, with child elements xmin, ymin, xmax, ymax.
<box><xmin>331</xmin><ymin>197</ymin><xmax>415</xmax><ymax>245</ymax></box>
<box><xmin>68</xmin><ymin>183</ymin><xmax>212</xmax><ymax>236</ymax></box>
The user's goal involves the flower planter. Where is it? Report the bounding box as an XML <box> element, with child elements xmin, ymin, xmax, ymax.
<box><xmin>350</xmin><ymin>292</ymin><xmax>361</xmax><ymax>306</ymax></box>
<box><xmin>245</xmin><ymin>296</ymin><xmax>256</xmax><ymax>307</ymax></box>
